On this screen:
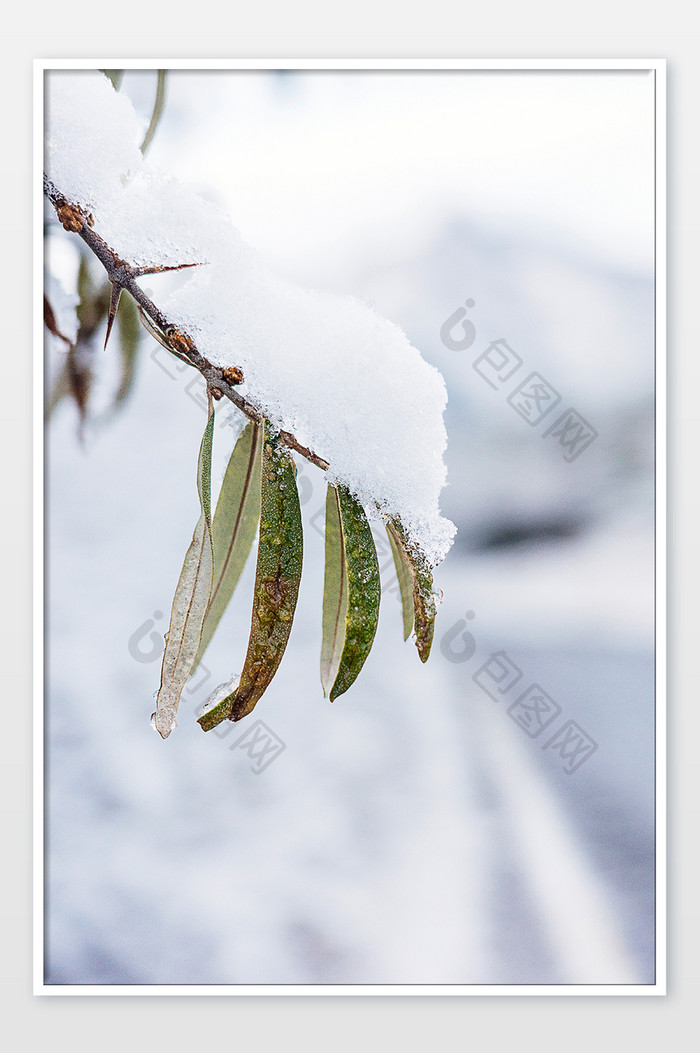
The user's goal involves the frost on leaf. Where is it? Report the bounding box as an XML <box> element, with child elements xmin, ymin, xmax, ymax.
<box><xmin>193</xmin><ymin>420</ymin><xmax>262</xmax><ymax>671</ymax></box>
<box><xmin>44</xmin><ymin>71</ymin><xmax>457</xmax><ymax>737</ymax></box>
<box><xmin>198</xmin><ymin>423</ymin><xmax>303</xmax><ymax>731</ymax></box>
<box><xmin>321</xmin><ymin>485</ymin><xmax>381</xmax><ymax>701</ymax></box>
<box><xmin>386</xmin><ymin>519</ymin><xmax>438</xmax><ymax>663</ymax></box>
<box><xmin>153</xmin><ymin>406</ymin><xmax>215</xmax><ymax>738</ymax></box>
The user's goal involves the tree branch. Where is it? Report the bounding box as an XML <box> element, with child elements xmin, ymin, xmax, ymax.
<box><xmin>43</xmin><ymin>176</ymin><xmax>330</xmax><ymax>472</ymax></box>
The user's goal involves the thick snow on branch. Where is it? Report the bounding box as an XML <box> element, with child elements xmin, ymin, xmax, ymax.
<box><xmin>45</xmin><ymin>71</ymin><xmax>456</xmax><ymax>566</ymax></box>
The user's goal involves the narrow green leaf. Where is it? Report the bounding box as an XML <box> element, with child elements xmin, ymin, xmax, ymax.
<box><xmin>44</xmin><ymin>294</ymin><xmax>73</xmax><ymax>348</ymax></box>
<box><xmin>326</xmin><ymin>486</ymin><xmax>381</xmax><ymax>702</ymax></box>
<box><xmin>320</xmin><ymin>485</ymin><xmax>348</xmax><ymax>695</ymax></box>
<box><xmin>411</xmin><ymin>558</ymin><xmax>437</xmax><ymax>664</ymax></box>
<box><xmin>101</xmin><ymin>70</ymin><xmax>124</xmax><ymax>90</ymax></box>
<box><xmin>193</xmin><ymin>421</ymin><xmax>262</xmax><ymax>670</ymax></box>
<box><xmin>77</xmin><ymin>252</ymin><xmax>93</xmax><ymax>305</ymax></box>
<box><xmin>137</xmin><ymin>305</ymin><xmax>172</xmax><ymax>350</ymax></box>
<box><xmin>75</xmin><ymin>257</ymin><xmax>111</xmax><ymax>337</ymax></box>
<box><xmin>66</xmin><ymin>344</ymin><xmax>92</xmax><ymax>439</ymax></box>
<box><xmin>198</xmin><ymin>423</ymin><xmax>303</xmax><ymax>730</ymax></box>
<box><xmin>45</xmin><ymin>358</ymin><xmax>71</xmax><ymax>420</ymax></box>
<box><xmin>198</xmin><ymin>693</ymin><xmax>237</xmax><ymax>733</ymax></box>
<box><xmin>153</xmin><ymin>405</ymin><xmax>215</xmax><ymax>738</ymax></box>
<box><xmin>140</xmin><ymin>70</ymin><xmax>167</xmax><ymax>155</ymax></box>
<box><xmin>386</xmin><ymin>520</ymin><xmax>415</xmax><ymax>641</ymax></box>
<box><xmin>111</xmin><ymin>293</ymin><xmax>141</xmax><ymax>410</ymax></box>
<box><xmin>386</xmin><ymin>518</ymin><xmax>437</xmax><ymax>663</ymax></box>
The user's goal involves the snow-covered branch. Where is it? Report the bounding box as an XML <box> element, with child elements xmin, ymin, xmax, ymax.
<box><xmin>44</xmin><ymin>69</ymin><xmax>455</xmax><ymax>569</ymax></box>
<box><xmin>44</xmin><ymin>69</ymin><xmax>459</xmax><ymax>733</ymax></box>
<box><xmin>44</xmin><ymin>175</ymin><xmax>331</xmax><ymax>472</ymax></box>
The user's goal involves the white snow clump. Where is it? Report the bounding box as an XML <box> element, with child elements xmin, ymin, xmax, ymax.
<box><xmin>45</xmin><ymin>71</ymin><xmax>456</xmax><ymax>566</ymax></box>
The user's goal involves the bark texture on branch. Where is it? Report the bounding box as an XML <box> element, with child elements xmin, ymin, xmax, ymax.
<box><xmin>44</xmin><ymin>176</ymin><xmax>331</xmax><ymax>473</ymax></box>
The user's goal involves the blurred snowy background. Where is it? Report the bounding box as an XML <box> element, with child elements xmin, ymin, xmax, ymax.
<box><xmin>44</xmin><ymin>69</ymin><xmax>656</xmax><ymax>985</ymax></box>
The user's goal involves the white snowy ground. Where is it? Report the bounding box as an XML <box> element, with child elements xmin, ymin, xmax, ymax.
<box><xmin>44</xmin><ymin>70</ymin><xmax>655</xmax><ymax>986</ymax></box>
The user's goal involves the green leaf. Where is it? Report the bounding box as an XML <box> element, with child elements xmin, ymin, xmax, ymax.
<box><xmin>197</xmin><ymin>693</ymin><xmax>237</xmax><ymax>733</ymax></box>
<box><xmin>101</xmin><ymin>70</ymin><xmax>124</xmax><ymax>91</ymax></box>
<box><xmin>193</xmin><ymin>421</ymin><xmax>262</xmax><ymax>670</ymax></box>
<box><xmin>153</xmin><ymin>405</ymin><xmax>215</xmax><ymax>738</ymax></box>
<box><xmin>75</xmin><ymin>256</ymin><xmax>111</xmax><ymax>337</ymax></box>
<box><xmin>111</xmin><ymin>293</ymin><xmax>141</xmax><ymax>411</ymax></box>
<box><xmin>411</xmin><ymin>558</ymin><xmax>437</xmax><ymax>664</ymax></box>
<box><xmin>140</xmin><ymin>70</ymin><xmax>167</xmax><ymax>155</ymax></box>
<box><xmin>386</xmin><ymin>520</ymin><xmax>415</xmax><ymax>641</ymax></box>
<box><xmin>47</xmin><ymin>256</ymin><xmax>110</xmax><ymax>434</ymax></box>
<box><xmin>323</xmin><ymin>485</ymin><xmax>381</xmax><ymax>702</ymax></box>
<box><xmin>198</xmin><ymin>423</ymin><xmax>303</xmax><ymax>730</ymax></box>
<box><xmin>45</xmin><ymin>358</ymin><xmax>71</xmax><ymax>420</ymax></box>
<box><xmin>320</xmin><ymin>485</ymin><xmax>349</xmax><ymax>695</ymax></box>
<box><xmin>44</xmin><ymin>294</ymin><xmax>73</xmax><ymax>348</ymax></box>
<box><xmin>386</xmin><ymin>518</ymin><xmax>437</xmax><ymax>663</ymax></box>
<box><xmin>66</xmin><ymin>345</ymin><xmax>92</xmax><ymax>439</ymax></box>
<box><xmin>76</xmin><ymin>252</ymin><xmax>93</xmax><ymax>305</ymax></box>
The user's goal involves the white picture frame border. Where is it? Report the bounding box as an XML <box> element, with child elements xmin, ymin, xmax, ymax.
<box><xmin>34</xmin><ymin>56</ymin><xmax>666</xmax><ymax>997</ymax></box>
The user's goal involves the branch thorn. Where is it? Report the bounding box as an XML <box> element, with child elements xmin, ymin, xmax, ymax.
<box><xmin>104</xmin><ymin>282</ymin><xmax>122</xmax><ymax>352</ymax></box>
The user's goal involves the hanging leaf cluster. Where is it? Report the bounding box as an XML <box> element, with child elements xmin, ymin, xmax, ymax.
<box><xmin>45</xmin><ymin>67</ymin><xmax>443</xmax><ymax>739</ymax></box>
<box><xmin>152</xmin><ymin>407</ymin><xmax>439</xmax><ymax>739</ymax></box>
